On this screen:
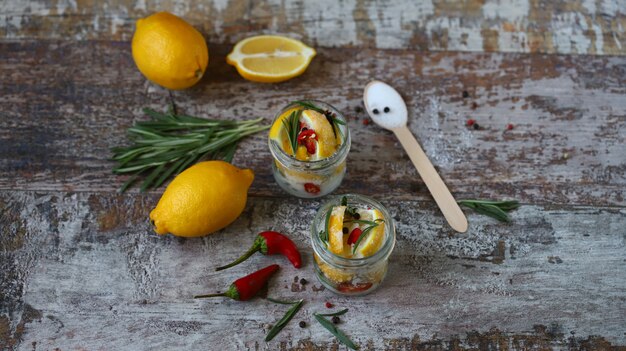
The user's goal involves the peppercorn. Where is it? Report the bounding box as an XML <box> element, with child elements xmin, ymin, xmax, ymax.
<box><xmin>353</xmin><ymin>212</ymin><xmax>361</xmax><ymax>220</ymax></box>
<box><xmin>299</xmin><ymin>278</ymin><xmax>307</xmax><ymax>285</ymax></box>
<box><xmin>332</xmin><ymin>316</ymin><xmax>341</xmax><ymax>324</ymax></box>
<box><xmin>462</xmin><ymin>90</ymin><xmax>469</xmax><ymax>98</ymax></box>
<box><xmin>325</xmin><ymin>301</ymin><xmax>333</xmax><ymax>308</ymax></box>
<box><xmin>342</xmin><ymin>227</ymin><xmax>349</xmax><ymax>234</ymax></box>
<box><xmin>354</xmin><ymin>106</ymin><xmax>363</xmax><ymax>113</ymax></box>
<box><xmin>473</xmin><ymin>123</ymin><xmax>481</xmax><ymax>130</ymax></box>
<box><xmin>471</xmin><ymin>102</ymin><xmax>478</xmax><ymax>110</ymax></box>
<box><xmin>299</xmin><ymin>321</ymin><xmax>306</xmax><ymax>328</ymax></box>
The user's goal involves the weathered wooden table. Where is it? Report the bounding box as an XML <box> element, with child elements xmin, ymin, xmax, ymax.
<box><xmin>2</xmin><ymin>1</ymin><xmax>625</xmax><ymax>350</ymax></box>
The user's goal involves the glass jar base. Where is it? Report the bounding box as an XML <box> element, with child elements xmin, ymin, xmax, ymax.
<box><xmin>272</xmin><ymin>163</ymin><xmax>345</xmax><ymax>198</ymax></box>
<box><xmin>313</xmin><ymin>262</ymin><xmax>388</xmax><ymax>296</ymax></box>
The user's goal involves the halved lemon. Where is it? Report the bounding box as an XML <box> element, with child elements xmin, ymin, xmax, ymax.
<box><xmin>328</xmin><ymin>205</ymin><xmax>346</xmax><ymax>255</ymax></box>
<box><xmin>354</xmin><ymin>208</ymin><xmax>385</xmax><ymax>257</ymax></box>
<box><xmin>300</xmin><ymin>110</ymin><xmax>337</xmax><ymax>159</ymax></box>
<box><xmin>227</xmin><ymin>35</ymin><xmax>316</xmax><ymax>83</ymax></box>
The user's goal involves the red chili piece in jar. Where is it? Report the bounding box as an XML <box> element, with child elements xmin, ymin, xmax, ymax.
<box><xmin>297</xmin><ymin>129</ymin><xmax>318</xmax><ymax>154</ymax></box>
<box><xmin>304</xmin><ymin>183</ymin><xmax>320</xmax><ymax>194</ymax></box>
<box><xmin>337</xmin><ymin>282</ymin><xmax>374</xmax><ymax>293</ymax></box>
<box><xmin>346</xmin><ymin>228</ymin><xmax>362</xmax><ymax>245</ymax></box>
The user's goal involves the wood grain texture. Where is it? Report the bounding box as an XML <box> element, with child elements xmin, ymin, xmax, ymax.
<box><xmin>1</xmin><ymin>0</ymin><xmax>626</xmax><ymax>55</ymax></box>
<box><xmin>2</xmin><ymin>4</ymin><xmax>626</xmax><ymax>348</ymax></box>
<box><xmin>1</xmin><ymin>191</ymin><xmax>625</xmax><ymax>350</ymax></box>
<box><xmin>1</xmin><ymin>41</ymin><xmax>625</xmax><ymax>207</ymax></box>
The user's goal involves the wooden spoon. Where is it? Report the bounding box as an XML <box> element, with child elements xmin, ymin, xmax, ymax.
<box><xmin>363</xmin><ymin>80</ymin><xmax>468</xmax><ymax>233</ymax></box>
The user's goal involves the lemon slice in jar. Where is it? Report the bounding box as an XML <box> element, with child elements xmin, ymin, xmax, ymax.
<box><xmin>354</xmin><ymin>208</ymin><xmax>385</xmax><ymax>257</ymax></box>
<box><xmin>327</xmin><ymin>205</ymin><xmax>346</xmax><ymax>255</ymax></box>
<box><xmin>300</xmin><ymin>110</ymin><xmax>338</xmax><ymax>160</ymax></box>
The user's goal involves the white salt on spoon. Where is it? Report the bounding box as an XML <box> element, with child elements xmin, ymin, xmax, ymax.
<box><xmin>363</xmin><ymin>80</ymin><xmax>468</xmax><ymax>233</ymax></box>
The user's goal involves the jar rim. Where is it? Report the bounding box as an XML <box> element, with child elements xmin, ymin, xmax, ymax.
<box><xmin>310</xmin><ymin>194</ymin><xmax>396</xmax><ymax>268</ymax></box>
<box><xmin>268</xmin><ymin>100</ymin><xmax>351</xmax><ymax>170</ymax></box>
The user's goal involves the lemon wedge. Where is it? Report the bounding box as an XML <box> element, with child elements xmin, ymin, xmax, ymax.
<box><xmin>354</xmin><ymin>208</ymin><xmax>385</xmax><ymax>257</ymax></box>
<box><xmin>300</xmin><ymin>110</ymin><xmax>337</xmax><ymax>159</ymax></box>
<box><xmin>269</xmin><ymin>107</ymin><xmax>300</xmax><ymax>154</ymax></box>
<box><xmin>227</xmin><ymin>35</ymin><xmax>316</xmax><ymax>83</ymax></box>
<box><xmin>328</xmin><ymin>205</ymin><xmax>346</xmax><ymax>255</ymax></box>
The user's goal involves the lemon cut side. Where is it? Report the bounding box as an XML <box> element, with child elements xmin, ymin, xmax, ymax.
<box><xmin>227</xmin><ymin>35</ymin><xmax>316</xmax><ymax>83</ymax></box>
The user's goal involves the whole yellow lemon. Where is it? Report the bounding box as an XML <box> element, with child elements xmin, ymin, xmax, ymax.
<box><xmin>131</xmin><ymin>12</ymin><xmax>209</xmax><ymax>90</ymax></box>
<box><xmin>150</xmin><ymin>161</ymin><xmax>254</xmax><ymax>237</ymax></box>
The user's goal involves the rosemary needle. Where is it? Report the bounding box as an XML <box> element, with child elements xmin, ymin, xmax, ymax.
<box><xmin>112</xmin><ymin>107</ymin><xmax>269</xmax><ymax>192</ymax></box>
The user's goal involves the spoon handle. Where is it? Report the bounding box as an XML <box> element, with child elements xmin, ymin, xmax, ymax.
<box><xmin>393</xmin><ymin>126</ymin><xmax>468</xmax><ymax>233</ymax></box>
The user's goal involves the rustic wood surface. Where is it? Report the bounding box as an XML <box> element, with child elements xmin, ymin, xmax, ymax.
<box><xmin>2</xmin><ymin>1</ymin><xmax>626</xmax><ymax>350</ymax></box>
<box><xmin>2</xmin><ymin>0</ymin><xmax>626</xmax><ymax>54</ymax></box>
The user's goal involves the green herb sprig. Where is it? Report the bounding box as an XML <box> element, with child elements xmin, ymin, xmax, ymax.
<box><xmin>458</xmin><ymin>199</ymin><xmax>520</xmax><ymax>222</ymax></box>
<box><xmin>265</xmin><ymin>298</ymin><xmax>304</xmax><ymax>342</ymax></box>
<box><xmin>111</xmin><ymin>107</ymin><xmax>269</xmax><ymax>192</ymax></box>
<box><xmin>314</xmin><ymin>309</ymin><xmax>359</xmax><ymax>350</ymax></box>
<box><xmin>350</xmin><ymin>219</ymin><xmax>384</xmax><ymax>254</ymax></box>
<box><xmin>319</xmin><ymin>208</ymin><xmax>332</xmax><ymax>243</ymax></box>
<box><xmin>282</xmin><ymin>109</ymin><xmax>302</xmax><ymax>157</ymax></box>
<box><xmin>340</xmin><ymin>196</ymin><xmax>359</xmax><ymax>217</ymax></box>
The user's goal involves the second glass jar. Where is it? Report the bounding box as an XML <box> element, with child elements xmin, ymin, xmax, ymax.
<box><xmin>268</xmin><ymin>100</ymin><xmax>350</xmax><ymax>198</ymax></box>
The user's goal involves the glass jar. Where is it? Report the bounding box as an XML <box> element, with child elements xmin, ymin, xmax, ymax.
<box><xmin>310</xmin><ymin>194</ymin><xmax>396</xmax><ymax>296</ymax></box>
<box><xmin>268</xmin><ymin>100</ymin><xmax>350</xmax><ymax>198</ymax></box>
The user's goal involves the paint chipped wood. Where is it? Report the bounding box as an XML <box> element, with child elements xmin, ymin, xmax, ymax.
<box><xmin>1</xmin><ymin>2</ymin><xmax>626</xmax><ymax>350</ymax></box>
<box><xmin>1</xmin><ymin>42</ymin><xmax>625</xmax><ymax>207</ymax></box>
<box><xmin>1</xmin><ymin>192</ymin><xmax>625</xmax><ymax>349</ymax></box>
<box><xmin>1</xmin><ymin>0</ymin><xmax>625</xmax><ymax>55</ymax></box>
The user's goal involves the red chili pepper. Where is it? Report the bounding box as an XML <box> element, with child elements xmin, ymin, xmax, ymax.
<box><xmin>304</xmin><ymin>183</ymin><xmax>320</xmax><ymax>194</ymax></box>
<box><xmin>304</xmin><ymin>138</ymin><xmax>316</xmax><ymax>154</ymax></box>
<box><xmin>297</xmin><ymin>129</ymin><xmax>318</xmax><ymax>154</ymax></box>
<box><xmin>194</xmin><ymin>264</ymin><xmax>279</xmax><ymax>301</ymax></box>
<box><xmin>297</xmin><ymin>129</ymin><xmax>317</xmax><ymax>143</ymax></box>
<box><xmin>506</xmin><ymin>123</ymin><xmax>514</xmax><ymax>130</ymax></box>
<box><xmin>337</xmin><ymin>282</ymin><xmax>373</xmax><ymax>293</ymax></box>
<box><xmin>215</xmin><ymin>231</ymin><xmax>302</xmax><ymax>271</ymax></box>
<box><xmin>346</xmin><ymin>228</ymin><xmax>362</xmax><ymax>245</ymax></box>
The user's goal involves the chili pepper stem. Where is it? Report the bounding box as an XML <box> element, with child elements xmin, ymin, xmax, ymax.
<box><xmin>193</xmin><ymin>293</ymin><xmax>227</xmax><ymax>299</ymax></box>
<box><xmin>215</xmin><ymin>240</ymin><xmax>262</xmax><ymax>271</ymax></box>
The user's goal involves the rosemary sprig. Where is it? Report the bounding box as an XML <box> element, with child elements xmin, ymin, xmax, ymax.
<box><xmin>341</xmin><ymin>196</ymin><xmax>348</xmax><ymax>206</ymax></box>
<box><xmin>352</xmin><ymin>219</ymin><xmax>384</xmax><ymax>254</ymax></box>
<box><xmin>265</xmin><ymin>298</ymin><xmax>304</xmax><ymax>342</ymax></box>
<box><xmin>282</xmin><ymin>109</ymin><xmax>302</xmax><ymax>156</ymax></box>
<box><xmin>111</xmin><ymin>107</ymin><xmax>269</xmax><ymax>192</ymax></box>
<box><xmin>458</xmin><ymin>199</ymin><xmax>520</xmax><ymax>223</ymax></box>
<box><xmin>343</xmin><ymin>219</ymin><xmax>381</xmax><ymax>226</ymax></box>
<box><xmin>316</xmin><ymin>308</ymin><xmax>348</xmax><ymax>317</ymax></box>
<box><xmin>340</xmin><ymin>196</ymin><xmax>360</xmax><ymax>217</ymax></box>
<box><xmin>320</xmin><ymin>207</ymin><xmax>332</xmax><ymax>243</ymax></box>
<box><xmin>314</xmin><ymin>311</ymin><xmax>359</xmax><ymax>350</ymax></box>
<box><xmin>292</xmin><ymin>100</ymin><xmax>345</xmax><ymax>139</ymax></box>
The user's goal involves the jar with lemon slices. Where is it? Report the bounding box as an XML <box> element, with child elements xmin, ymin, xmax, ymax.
<box><xmin>311</xmin><ymin>194</ymin><xmax>396</xmax><ymax>296</ymax></box>
<box><xmin>268</xmin><ymin>101</ymin><xmax>350</xmax><ymax>198</ymax></box>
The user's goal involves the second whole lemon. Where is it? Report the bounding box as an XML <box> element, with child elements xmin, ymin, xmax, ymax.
<box><xmin>132</xmin><ymin>12</ymin><xmax>209</xmax><ymax>90</ymax></box>
<box><xmin>149</xmin><ymin>161</ymin><xmax>254</xmax><ymax>237</ymax></box>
